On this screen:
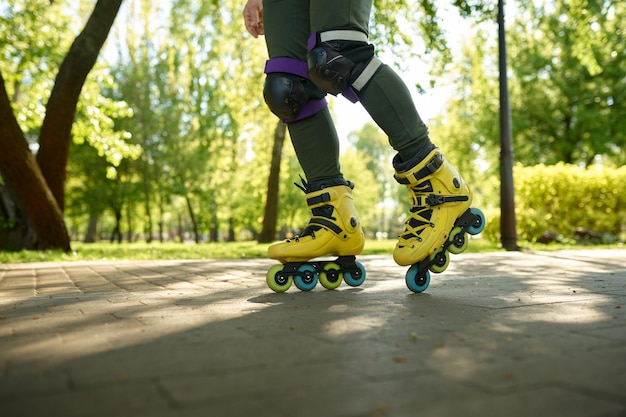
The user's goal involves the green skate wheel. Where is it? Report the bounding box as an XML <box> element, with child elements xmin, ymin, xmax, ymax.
<box><xmin>468</xmin><ymin>208</ymin><xmax>486</xmax><ymax>235</ymax></box>
<box><xmin>447</xmin><ymin>227</ymin><xmax>468</xmax><ymax>254</ymax></box>
<box><xmin>344</xmin><ymin>261</ymin><xmax>366</xmax><ymax>287</ymax></box>
<box><xmin>319</xmin><ymin>262</ymin><xmax>342</xmax><ymax>290</ymax></box>
<box><xmin>405</xmin><ymin>264</ymin><xmax>430</xmax><ymax>293</ymax></box>
<box><xmin>294</xmin><ymin>264</ymin><xmax>318</xmax><ymax>291</ymax></box>
<box><xmin>429</xmin><ymin>248</ymin><xmax>450</xmax><ymax>273</ymax></box>
<box><xmin>266</xmin><ymin>264</ymin><xmax>292</xmax><ymax>293</ymax></box>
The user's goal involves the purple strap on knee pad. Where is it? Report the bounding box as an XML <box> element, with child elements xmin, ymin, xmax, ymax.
<box><xmin>307</xmin><ymin>32</ymin><xmax>319</xmax><ymax>52</ymax></box>
<box><xmin>293</xmin><ymin>98</ymin><xmax>328</xmax><ymax>122</ymax></box>
<box><xmin>264</xmin><ymin>57</ymin><xmax>309</xmax><ymax>78</ymax></box>
<box><xmin>342</xmin><ymin>88</ymin><xmax>360</xmax><ymax>103</ymax></box>
<box><xmin>264</xmin><ymin>57</ymin><xmax>328</xmax><ymax>123</ymax></box>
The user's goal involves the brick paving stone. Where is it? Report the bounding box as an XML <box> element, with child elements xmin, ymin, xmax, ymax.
<box><xmin>1</xmin><ymin>249</ymin><xmax>625</xmax><ymax>417</ymax></box>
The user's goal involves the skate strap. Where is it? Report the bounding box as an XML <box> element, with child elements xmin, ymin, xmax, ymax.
<box><xmin>414</xmin><ymin>194</ymin><xmax>470</xmax><ymax>207</ymax></box>
<box><xmin>306</xmin><ymin>192</ymin><xmax>331</xmax><ymax>207</ymax></box>
<box><xmin>394</xmin><ymin>153</ymin><xmax>444</xmax><ymax>184</ymax></box>
<box><xmin>309</xmin><ymin>217</ymin><xmax>343</xmax><ymax>235</ymax></box>
<box><xmin>307</xmin><ymin>30</ymin><xmax>369</xmax><ymax>51</ymax></box>
<box><xmin>352</xmin><ymin>58</ymin><xmax>382</xmax><ymax>91</ymax></box>
<box><xmin>341</xmin><ymin>57</ymin><xmax>382</xmax><ymax>103</ymax></box>
<box><xmin>264</xmin><ymin>57</ymin><xmax>309</xmax><ymax>78</ymax></box>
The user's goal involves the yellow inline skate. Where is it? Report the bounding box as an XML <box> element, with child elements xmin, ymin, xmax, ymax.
<box><xmin>393</xmin><ymin>149</ymin><xmax>485</xmax><ymax>292</ymax></box>
<box><xmin>266</xmin><ymin>178</ymin><xmax>366</xmax><ymax>292</ymax></box>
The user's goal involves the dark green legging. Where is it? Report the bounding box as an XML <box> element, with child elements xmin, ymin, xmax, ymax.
<box><xmin>263</xmin><ymin>0</ymin><xmax>433</xmax><ymax>182</ymax></box>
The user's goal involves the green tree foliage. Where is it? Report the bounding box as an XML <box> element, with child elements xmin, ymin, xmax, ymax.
<box><xmin>6</xmin><ymin>0</ymin><xmax>624</xmax><ymax>250</ymax></box>
<box><xmin>81</xmin><ymin>0</ymin><xmax>275</xmax><ymax>242</ymax></box>
<box><xmin>507</xmin><ymin>0</ymin><xmax>625</xmax><ymax>166</ymax></box>
<box><xmin>430</xmin><ymin>0</ymin><xmax>624</xmax><ymax>219</ymax></box>
<box><xmin>0</xmin><ymin>0</ymin><xmax>74</xmax><ymax>136</ymax></box>
<box><xmin>429</xmin><ymin>29</ymin><xmax>500</xmax><ymax>212</ymax></box>
<box><xmin>0</xmin><ymin>0</ymin><xmax>127</xmax><ymax>250</ymax></box>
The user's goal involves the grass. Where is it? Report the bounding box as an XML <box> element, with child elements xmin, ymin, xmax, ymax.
<box><xmin>1</xmin><ymin>237</ymin><xmax>622</xmax><ymax>264</ymax></box>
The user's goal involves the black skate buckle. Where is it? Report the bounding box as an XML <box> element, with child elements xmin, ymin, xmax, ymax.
<box><xmin>427</xmin><ymin>153</ymin><xmax>443</xmax><ymax>171</ymax></box>
<box><xmin>411</xmin><ymin>153</ymin><xmax>444</xmax><ymax>182</ymax></box>
<box><xmin>426</xmin><ymin>194</ymin><xmax>469</xmax><ymax>207</ymax></box>
<box><xmin>426</xmin><ymin>194</ymin><xmax>445</xmax><ymax>206</ymax></box>
<box><xmin>307</xmin><ymin>192</ymin><xmax>331</xmax><ymax>206</ymax></box>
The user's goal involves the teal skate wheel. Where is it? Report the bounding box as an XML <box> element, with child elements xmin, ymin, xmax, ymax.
<box><xmin>405</xmin><ymin>264</ymin><xmax>430</xmax><ymax>293</ymax></box>
<box><xmin>468</xmin><ymin>208</ymin><xmax>486</xmax><ymax>235</ymax></box>
<box><xmin>294</xmin><ymin>264</ymin><xmax>318</xmax><ymax>291</ymax></box>
<box><xmin>266</xmin><ymin>264</ymin><xmax>292</xmax><ymax>293</ymax></box>
<box><xmin>344</xmin><ymin>261</ymin><xmax>366</xmax><ymax>287</ymax></box>
<box><xmin>429</xmin><ymin>248</ymin><xmax>450</xmax><ymax>273</ymax></box>
<box><xmin>447</xmin><ymin>227</ymin><xmax>468</xmax><ymax>254</ymax></box>
<box><xmin>319</xmin><ymin>262</ymin><xmax>342</xmax><ymax>290</ymax></box>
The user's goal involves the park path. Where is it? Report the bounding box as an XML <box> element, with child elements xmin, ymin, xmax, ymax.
<box><xmin>1</xmin><ymin>249</ymin><xmax>625</xmax><ymax>417</ymax></box>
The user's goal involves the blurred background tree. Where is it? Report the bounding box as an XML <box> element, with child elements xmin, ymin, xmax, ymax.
<box><xmin>1</xmin><ymin>0</ymin><xmax>624</xmax><ymax>250</ymax></box>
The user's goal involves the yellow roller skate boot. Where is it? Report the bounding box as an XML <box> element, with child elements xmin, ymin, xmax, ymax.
<box><xmin>393</xmin><ymin>149</ymin><xmax>485</xmax><ymax>292</ymax></box>
<box><xmin>266</xmin><ymin>177</ymin><xmax>366</xmax><ymax>293</ymax></box>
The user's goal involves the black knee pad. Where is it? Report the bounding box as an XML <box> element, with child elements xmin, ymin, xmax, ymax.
<box><xmin>306</xmin><ymin>30</ymin><xmax>382</xmax><ymax>100</ymax></box>
<box><xmin>263</xmin><ymin>58</ymin><xmax>328</xmax><ymax>123</ymax></box>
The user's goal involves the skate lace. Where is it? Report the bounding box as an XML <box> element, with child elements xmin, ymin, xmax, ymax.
<box><xmin>398</xmin><ymin>187</ymin><xmax>435</xmax><ymax>244</ymax></box>
<box><xmin>285</xmin><ymin>176</ymin><xmax>344</xmax><ymax>242</ymax></box>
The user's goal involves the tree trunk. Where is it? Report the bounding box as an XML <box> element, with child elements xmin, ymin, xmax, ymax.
<box><xmin>125</xmin><ymin>202</ymin><xmax>132</xmax><ymax>242</ymax></box>
<box><xmin>184</xmin><ymin>194</ymin><xmax>199</xmax><ymax>243</ymax></box>
<box><xmin>210</xmin><ymin>217</ymin><xmax>218</xmax><ymax>242</ymax></box>
<box><xmin>36</xmin><ymin>0</ymin><xmax>123</xmax><ymax>211</ymax></box>
<box><xmin>111</xmin><ymin>207</ymin><xmax>122</xmax><ymax>244</ymax></box>
<box><xmin>83</xmin><ymin>213</ymin><xmax>98</xmax><ymax>243</ymax></box>
<box><xmin>0</xmin><ymin>74</ymin><xmax>71</xmax><ymax>251</ymax></box>
<box><xmin>257</xmin><ymin>121</ymin><xmax>286</xmax><ymax>243</ymax></box>
<box><xmin>0</xmin><ymin>185</ymin><xmax>36</xmax><ymax>250</ymax></box>
<box><xmin>144</xmin><ymin>180</ymin><xmax>153</xmax><ymax>243</ymax></box>
<box><xmin>228</xmin><ymin>217</ymin><xmax>235</xmax><ymax>242</ymax></box>
<box><xmin>158</xmin><ymin>193</ymin><xmax>165</xmax><ymax>242</ymax></box>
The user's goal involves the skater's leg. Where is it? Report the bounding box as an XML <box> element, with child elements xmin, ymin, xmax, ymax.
<box><xmin>306</xmin><ymin>1</ymin><xmax>475</xmax><ymax>269</ymax></box>
<box><xmin>262</xmin><ymin>0</ymin><xmax>364</xmax><ymax>265</ymax></box>
<box><xmin>309</xmin><ymin>0</ymin><xmax>371</xmax><ymax>34</ymax></box>
<box><xmin>359</xmin><ymin>66</ymin><xmax>435</xmax><ymax>162</ymax></box>
<box><xmin>263</xmin><ymin>0</ymin><xmax>309</xmax><ymax>59</ymax></box>
<box><xmin>263</xmin><ymin>0</ymin><xmax>343</xmax><ymax>182</ymax></box>
<box><xmin>307</xmin><ymin>0</ymin><xmax>434</xmax><ymax>162</ymax></box>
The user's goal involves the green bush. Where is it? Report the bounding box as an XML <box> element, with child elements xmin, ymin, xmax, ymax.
<box><xmin>484</xmin><ymin>163</ymin><xmax>626</xmax><ymax>244</ymax></box>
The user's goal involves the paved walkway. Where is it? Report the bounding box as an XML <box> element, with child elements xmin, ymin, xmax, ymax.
<box><xmin>1</xmin><ymin>249</ymin><xmax>625</xmax><ymax>417</ymax></box>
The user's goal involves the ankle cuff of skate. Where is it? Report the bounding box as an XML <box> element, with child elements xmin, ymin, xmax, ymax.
<box><xmin>394</xmin><ymin>152</ymin><xmax>444</xmax><ymax>184</ymax></box>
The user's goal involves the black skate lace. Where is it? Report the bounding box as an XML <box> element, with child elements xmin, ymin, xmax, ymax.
<box><xmin>399</xmin><ymin>188</ymin><xmax>434</xmax><ymax>244</ymax></box>
<box><xmin>286</xmin><ymin>176</ymin><xmax>341</xmax><ymax>242</ymax></box>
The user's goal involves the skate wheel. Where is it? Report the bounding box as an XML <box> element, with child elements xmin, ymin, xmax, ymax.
<box><xmin>468</xmin><ymin>208</ymin><xmax>486</xmax><ymax>235</ymax></box>
<box><xmin>429</xmin><ymin>248</ymin><xmax>450</xmax><ymax>273</ymax></box>
<box><xmin>294</xmin><ymin>264</ymin><xmax>318</xmax><ymax>291</ymax></box>
<box><xmin>266</xmin><ymin>264</ymin><xmax>292</xmax><ymax>293</ymax></box>
<box><xmin>447</xmin><ymin>227</ymin><xmax>468</xmax><ymax>254</ymax></box>
<box><xmin>405</xmin><ymin>264</ymin><xmax>430</xmax><ymax>293</ymax></box>
<box><xmin>319</xmin><ymin>262</ymin><xmax>343</xmax><ymax>290</ymax></box>
<box><xmin>344</xmin><ymin>261</ymin><xmax>366</xmax><ymax>287</ymax></box>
